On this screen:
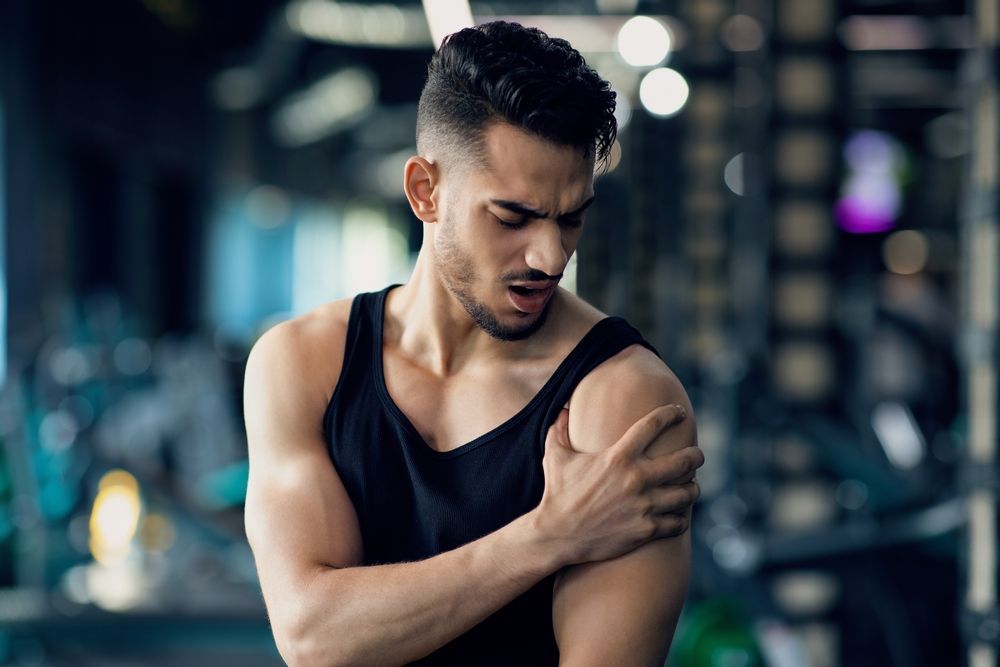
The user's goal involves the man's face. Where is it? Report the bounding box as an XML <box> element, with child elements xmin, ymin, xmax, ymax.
<box><xmin>433</xmin><ymin>122</ymin><xmax>595</xmax><ymax>341</ymax></box>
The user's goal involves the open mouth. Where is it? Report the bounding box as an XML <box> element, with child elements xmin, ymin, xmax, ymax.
<box><xmin>507</xmin><ymin>283</ymin><xmax>555</xmax><ymax>314</ymax></box>
<box><xmin>509</xmin><ymin>285</ymin><xmax>544</xmax><ymax>297</ymax></box>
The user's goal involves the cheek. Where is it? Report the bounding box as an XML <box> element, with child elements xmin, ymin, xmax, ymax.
<box><xmin>563</xmin><ymin>228</ymin><xmax>584</xmax><ymax>253</ymax></box>
<box><xmin>481</xmin><ymin>223</ymin><xmax>523</xmax><ymax>255</ymax></box>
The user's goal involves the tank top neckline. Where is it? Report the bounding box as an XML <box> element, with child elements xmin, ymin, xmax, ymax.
<box><xmin>370</xmin><ymin>284</ymin><xmax>622</xmax><ymax>459</ymax></box>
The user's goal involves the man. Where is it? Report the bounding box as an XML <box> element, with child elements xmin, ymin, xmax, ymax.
<box><xmin>243</xmin><ymin>21</ymin><xmax>704</xmax><ymax>666</ymax></box>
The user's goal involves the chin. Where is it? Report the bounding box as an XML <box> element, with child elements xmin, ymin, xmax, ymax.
<box><xmin>478</xmin><ymin>302</ymin><xmax>550</xmax><ymax>342</ymax></box>
<box><xmin>447</xmin><ymin>280</ymin><xmax>552</xmax><ymax>341</ymax></box>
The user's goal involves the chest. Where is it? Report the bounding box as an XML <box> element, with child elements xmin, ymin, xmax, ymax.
<box><xmin>382</xmin><ymin>351</ymin><xmax>563</xmax><ymax>454</ymax></box>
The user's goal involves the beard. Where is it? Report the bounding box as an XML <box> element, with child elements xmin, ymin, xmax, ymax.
<box><xmin>453</xmin><ymin>288</ymin><xmax>552</xmax><ymax>342</ymax></box>
<box><xmin>434</xmin><ymin>221</ymin><xmax>552</xmax><ymax>342</ymax></box>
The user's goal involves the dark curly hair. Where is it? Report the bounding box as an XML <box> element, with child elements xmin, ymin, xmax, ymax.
<box><xmin>416</xmin><ymin>21</ymin><xmax>617</xmax><ymax>171</ymax></box>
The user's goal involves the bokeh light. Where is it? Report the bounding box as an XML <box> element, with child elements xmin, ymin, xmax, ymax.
<box><xmin>882</xmin><ymin>230</ymin><xmax>929</xmax><ymax>275</ymax></box>
<box><xmin>835</xmin><ymin>130</ymin><xmax>907</xmax><ymax>234</ymax></box>
<box><xmin>616</xmin><ymin>17</ymin><xmax>672</xmax><ymax>67</ymax></box>
<box><xmin>89</xmin><ymin>470</ymin><xmax>142</xmax><ymax>566</ymax></box>
<box><xmin>639</xmin><ymin>68</ymin><xmax>690</xmax><ymax>117</ymax></box>
<box><xmin>723</xmin><ymin>153</ymin><xmax>744</xmax><ymax>195</ymax></box>
<box><xmin>721</xmin><ymin>14</ymin><xmax>766</xmax><ymax>51</ymax></box>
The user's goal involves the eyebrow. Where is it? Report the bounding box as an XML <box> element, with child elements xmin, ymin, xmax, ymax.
<box><xmin>490</xmin><ymin>196</ymin><xmax>596</xmax><ymax>221</ymax></box>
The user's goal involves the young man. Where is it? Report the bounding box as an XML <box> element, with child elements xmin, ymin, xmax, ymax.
<box><xmin>244</xmin><ymin>21</ymin><xmax>704</xmax><ymax>666</ymax></box>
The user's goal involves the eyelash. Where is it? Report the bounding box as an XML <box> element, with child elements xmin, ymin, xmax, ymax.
<box><xmin>492</xmin><ymin>214</ymin><xmax>583</xmax><ymax>230</ymax></box>
<box><xmin>493</xmin><ymin>214</ymin><xmax>526</xmax><ymax>229</ymax></box>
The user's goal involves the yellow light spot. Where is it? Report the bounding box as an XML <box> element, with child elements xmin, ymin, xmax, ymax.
<box><xmin>89</xmin><ymin>470</ymin><xmax>142</xmax><ymax>566</ymax></box>
<box><xmin>98</xmin><ymin>469</ymin><xmax>139</xmax><ymax>493</ymax></box>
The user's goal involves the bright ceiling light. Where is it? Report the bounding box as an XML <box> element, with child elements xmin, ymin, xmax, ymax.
<box><xmin>616</xmin><ymin>16</ymin><xmax>672</xmax><ymax>67</ymax></box>
<box><xmin>287</xmin><ymin>0</ymin><xmax>431</xmax><ymax>48</ymax></box>
<box><xmin>273</xmin><ymin>68</ymin><xmax>377</xmax><ymax>147</ymax></box>
<box><xmin>639</xmin><ymin>67</ymin><xmax>689</xmax><ymax>117</ymax></box>
<box><xmin>422</xmin><ymin>0</ymin><xmax>474</xmax><ymax>48</ymax></box>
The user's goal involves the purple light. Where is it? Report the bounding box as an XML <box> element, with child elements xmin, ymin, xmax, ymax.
<box><xmin>835</xmin><ymin>130</ymin><xmax>905</xmax><ymax>234</ymax></box>
<box><xmin>835</xmin><ymin>195</ymin><xmax>896</xmax><ymax>234</ymax></box>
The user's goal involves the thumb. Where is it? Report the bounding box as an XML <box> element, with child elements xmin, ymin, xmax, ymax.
<box><xmin>544</xmin><ymin>407</ymin><xmax>571</xmax><ymax>455</ymax></box>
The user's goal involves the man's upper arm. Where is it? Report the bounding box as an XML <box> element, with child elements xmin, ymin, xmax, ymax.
<box><xmin>552</xmin><ymin>344</ymin><xmax>696</xmax><ymax>667</ymax></box>
<box><xmin>243</xmin><ymin>315</ymin><xmax>363</xmax><ymax>647</ymax></box>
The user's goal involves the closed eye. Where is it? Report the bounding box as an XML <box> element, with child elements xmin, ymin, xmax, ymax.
<box><xmin>493</xmin><ymin>213</ymin><xmax>527</xmax><ymax>229</ymax></box>
<box><xmin>489</xmin><ymin>196</ymin><xmax>594</xmax><ymax>229</ymax></box>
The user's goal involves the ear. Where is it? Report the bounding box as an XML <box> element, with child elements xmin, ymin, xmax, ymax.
<box><xmin>403</xmin><ymin>156</ymin><xmax>439</xmax><ymax>223</ymax></box>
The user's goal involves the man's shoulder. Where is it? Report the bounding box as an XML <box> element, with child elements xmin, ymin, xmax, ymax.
<box><xmin>246</xmin><ymin>296</ymin><xmax>356</xmax><ymax>393</ymax></box>
<box><xmin>252</xmin><ymin>296</ymin><xmax>353</xmax><ymax>353</ymax></box>
<box><xmin>559</xmin><ymin>293</ymin><xmax>689</xmax><ymax>441</ymax></box>
<box><xmin>566</xmin><ymin>333</ymin><xmax>693</xmax><ymax>454</ymax></box>
<box><xmin>557</xmin><ymin>289</ymin><xmax>675</xmax><ymax>393</ymax></box>
<box><xmin>574</xmin><ymin>335</ymin><xmax>680</xmax><ymax>405</ymax></box>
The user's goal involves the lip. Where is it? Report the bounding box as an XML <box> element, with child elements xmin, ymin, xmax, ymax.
<box><xmin>507</xmin><ymin>284</ymin><xmax>556</xmax><ymax>314</ymax></box>
<box><xmin>510</xmin><ymin>280</ymin><xmax>556</xmax><ymax>290</ymax></box>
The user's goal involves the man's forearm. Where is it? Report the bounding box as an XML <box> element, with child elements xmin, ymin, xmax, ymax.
<box><xmin>283</xmin><ymin>510</ymin><xmax>565</xmax><ymax>666</ymax></box>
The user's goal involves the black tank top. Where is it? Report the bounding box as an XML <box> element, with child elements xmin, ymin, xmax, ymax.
<box><xmin>322</xmin><ymin>285</ymin><xmax>659</xmax><ymax>666</ymax></box>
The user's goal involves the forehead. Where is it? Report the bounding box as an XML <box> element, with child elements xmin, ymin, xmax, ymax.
<box><xmin>466</xmin><ymin>122</ymin><xmax>595</xmax><ymax>208</ymax></box>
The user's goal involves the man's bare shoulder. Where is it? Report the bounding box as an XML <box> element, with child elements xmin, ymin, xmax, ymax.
<box><xmin>245</xmin><ymin>297</ymin><xmax>356</xmax><ymax>411</ymax></box>
<box><xmin>557</xmin><ymin>288</ymin><xmax>682</xmax><ymax>402</ymax></box>
<box><xmin>562</xmin><ymin>298</ymin><xmax>693</xmax><ymax>454</ymax></box>
<box><xmin>253</xmin><ymin>297</ymin><xmax>352</xmax><ymax>358</ymax></box>
<box><xmin>574</xmin><ymin>343</ymin><xmax>685</xmax><ymax>409</ymax></box>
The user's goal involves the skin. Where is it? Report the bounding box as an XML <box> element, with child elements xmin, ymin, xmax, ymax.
<box><xmin>243</xmin><ymin>121</ymin><xmax>702</xmax><ymax>666</ymax></box>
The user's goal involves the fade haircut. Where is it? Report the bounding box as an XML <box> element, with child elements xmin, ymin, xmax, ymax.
<box><xmin>416</xmin><ymin>21</ymin><xmax>617</xmax><ymax>173</ymax></box>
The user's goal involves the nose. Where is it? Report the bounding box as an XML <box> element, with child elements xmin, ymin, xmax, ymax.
<box><xmin>524</xmin><ymin>221</ymin><xmax>568</xmax><ymax>279</ymax></box>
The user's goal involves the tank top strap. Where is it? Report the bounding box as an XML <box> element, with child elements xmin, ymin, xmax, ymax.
<box><xmin>343</xmin><ymin>289</ymin><xmax>377</xmax><ymax>364</ymax></box>
<box><xmin>322</xmin><ymin>285</ymin><xmax>399</xmax><ymax>437</ymax></box>
<box><xmin>534</xmin><ymin>316</ymin><xmax>661</xmax><ymax>446</ymax></box>
<box><xmin>351</xmin><ymin>284</ymin><xmax>401</xmax><ymax>367</ymax></box>
<box><xmin>341</xmin><ymin>286</ymin><xmax>392</xmax><ymax>373</ymax></box>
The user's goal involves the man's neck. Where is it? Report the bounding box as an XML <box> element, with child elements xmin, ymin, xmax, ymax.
<box><xmin>384</xmin><ymin>250</ymin><xmax>562</xmax><ymax>378</ymax></box>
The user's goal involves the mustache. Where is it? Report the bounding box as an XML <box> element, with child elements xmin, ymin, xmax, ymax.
<box><xmin>500</xmin><ymin>269</ymin><xmax>563</xmax><ymax>283</ymax></box>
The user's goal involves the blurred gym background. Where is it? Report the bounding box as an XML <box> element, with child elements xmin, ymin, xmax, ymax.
<box><xmin>0</xmin><ymin>0</ymin><xmax>995</xmax><ymax>665</ymax></box>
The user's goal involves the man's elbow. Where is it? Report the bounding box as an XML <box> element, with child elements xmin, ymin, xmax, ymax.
<box><xmin>276</xmin><ymin>625</ymin><xmax>358</xmax><ymax>667</ymax></box>
<box><xmin>270</xmin><ymin>595</ymin><xmax>357</xmax><ymax>667</ymax></box>
<box><xmin>272</xmin><ymin>610</ymin><xmax>320</xmax><ymax>667</ymax></box>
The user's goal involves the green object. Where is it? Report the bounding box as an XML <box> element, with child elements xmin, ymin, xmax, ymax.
<box><xmin>669</xmin><ymin>598</ymin><xmax>763</xmax><ymax>667</ymax></box>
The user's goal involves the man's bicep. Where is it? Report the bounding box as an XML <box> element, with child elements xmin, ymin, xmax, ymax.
<box><xmin>552</xmin><ymin>532</ymin><xmax>690</xmax><ymax>666</ymax></box>
<box><xmin>553</xmin><ymin>345</ymin><xmax>696</xmax><ymax>665</ymax></box>
<box><xmin>243</xmin><ymin>322</ymin><xmax>364</xmax><ymax>639</ymax></box>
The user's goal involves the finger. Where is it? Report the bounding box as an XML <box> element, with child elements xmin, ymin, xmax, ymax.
<box><xmin>613</xmin><ymin>404</ymin><xmax>687</xmax><ymax>459</ymax></box>
<box><xmin>646</xmin><ymin>446</ymin><xmax>705</xmax><ymax>485</ymax></box>
<box><xmin>653</xmin><ymin>513</ymin><xmax>689</xmax><ymax>539</ymax></box>
<box><xmin>544</xmin><ymin>408</ymin><xmax>571</xmax><ymax>455</ymax></box>
<box><xmin>649</xmin><ymin>480</ymin><xmax>700</xmax><ymax>515</ymax></box>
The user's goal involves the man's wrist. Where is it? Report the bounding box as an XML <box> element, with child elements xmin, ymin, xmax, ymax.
<box><xmin>499</xmin><ymin>508</ymin><xmax>572</xmax><ymax>578</ymax></box>
<box><xmin>491</xmin><ymin>510</ymin><xmax>568</xmax><ymax>582</ymax></box>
